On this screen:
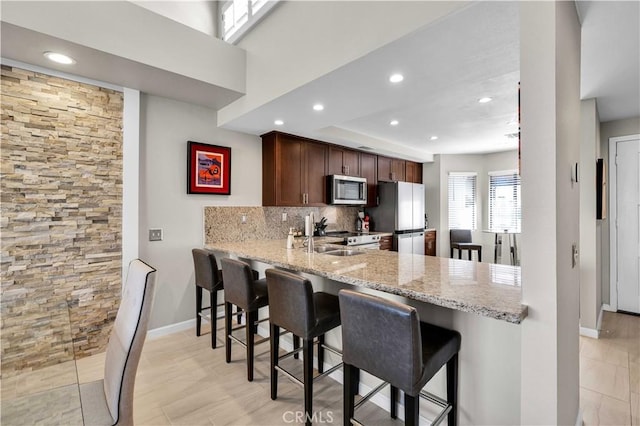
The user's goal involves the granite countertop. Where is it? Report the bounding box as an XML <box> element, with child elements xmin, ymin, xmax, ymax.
<box><xmin>206</xmin><ymin>239</ymin><xmax>528</xmax><ymax>324</ymax></box>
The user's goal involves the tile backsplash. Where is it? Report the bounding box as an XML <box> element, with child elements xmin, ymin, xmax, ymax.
<box><xmin>204</xmin><ymin>206</ymin><xmax>360</xmax><ymax>244</ymax></box>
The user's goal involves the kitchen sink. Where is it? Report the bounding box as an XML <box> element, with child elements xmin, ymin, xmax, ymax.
<box><xmin>314</xmin><ymin>245</ymin><xmax>340</xmax><ymax>253</ymax></box>
<box><xmin>324</xmin><ymin>249</ymin><xmax>364</xmax><ymax>257</ymax></box>
<box><xmin>313</xmin><ymin>246</ymin><xmax>364</xmax><ymax>256</ymax></box>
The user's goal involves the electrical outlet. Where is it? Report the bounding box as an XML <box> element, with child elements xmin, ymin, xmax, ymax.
<box><xmin>282</xmin><ymin>212</ymin><xmax>287</xmax><ymax>222</ymax></box>
<box><xmin>149</xmin><ymin>228</ymin><xmax>163</xmax><ymax>241</ymax></box>
<box><xmin>241</xmin><ymin>215</ymin><xmax>247</xmax><ymax>224</ymax></box>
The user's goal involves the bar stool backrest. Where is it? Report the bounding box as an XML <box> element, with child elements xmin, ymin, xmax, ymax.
<box><xmin>192</xmin><ymin>249</ymin><xmax>222</xmax><ymax>292</ymax></box>
<box><xmin>338</xmin><ymin>290</ymin><xmax>423</xmax><ymax>393</ymax></box>
<box><xmin>221</xmin><ymin>258</ymin><xmax>259</xmax><ymax>309</ymax></box>
<box><xmin>450</xmin><ymin>229</ymin><xmax>472</xmax><ymax>244</ymax></box>
<box><xmin>265</xmin><ymin>269</ymin><xmax>315</xmax><ymax>339</ymax></box>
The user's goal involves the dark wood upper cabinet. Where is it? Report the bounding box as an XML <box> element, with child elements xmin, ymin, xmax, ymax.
<box><xmin>359</xmin><ymin>152</ymin><xmax>378</xmax><ymax>207</ymax></box>
<box><xmin>378</xmin><ymin>156</ymin><xmax>406</xmax><ymax>182</ymax></box>
<box><xmin>304</xmin><ymin>141</ymin><xmax>327</xmax><ymax>205</ymax></box>
<box><xmin>328</xmin><ymin>146</ymin><xmax>360</xmax><ymax>176</ymax></box>
<box><xmin>263</xmin><ymin>131</ymin><xmax>421</xmax><ymax>206</ymax></box>
<box><xmin>405</xmin><ymin>161</ymin><xmax>423</xmax><ymax>184</ymax></box>
<box><xmin>262</xmin><ymin>132</ymin><xmax>327</xmax><ymax>206</ymax></box>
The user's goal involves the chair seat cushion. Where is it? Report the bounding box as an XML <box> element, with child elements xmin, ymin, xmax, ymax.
<box><xmin>308</xmin><ymin>292</ymin><xmax>341</xmax><ymax>338</ymax></box>
<box><xmin>452</xmin><ymin>243</ymin><xmax>481</xmax><ymax>250</ymax></box>
<box><xmin>79</xmin><ymin>380</ymin><xmax>115</xmax><ymax>426</ymax></box>
<box><xmin>410</xmin><ymin>322</ymin><xmax>461</xmax><ymax>395</ymax></box>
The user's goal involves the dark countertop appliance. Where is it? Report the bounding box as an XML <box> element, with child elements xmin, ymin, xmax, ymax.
<box><xmin>367</xmin><ymin>181</ymin><xmax>425</xmax><ymax>255</ymax></box>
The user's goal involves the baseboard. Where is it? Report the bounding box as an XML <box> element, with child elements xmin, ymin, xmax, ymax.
<box><xmin>147</xmin><ymin>318</ymin><xmax>195</xmax><ymax>340</ymax></box>
<box><xmin>596</xmin><ymin>306</ymin><xmax>604</xmax><ymax>331</ymax></box>
<box><xmin>579</xmin><ymin>326</ymin><xmax>599</xmax><ymax>339</ymax></box>
<box><xmin>575</xmin><ymin>407</ymin><xmax>583</xmax><ymax>426</ymax></box>
<box><xmin>602</xmin><ymin>304</ymin><xmax>616</xmax><ymax>312</ymax></box>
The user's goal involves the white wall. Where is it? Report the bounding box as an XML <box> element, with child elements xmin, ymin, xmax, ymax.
<box><xmin>132</xmin><ymin>1</ymin><xmax>218</xmax><ymax>37</ymax></box>
<box><xmin>599</xmin><ymin>116</ymin><xmax>640</xmax><ymax>306</ymax></box>
<box><xmin>139</xmin><ymin>95</ymin><xmax>262</xmax><ymax>329</ymax></box>
<box><xmin>425</xmin><ymin>150</ymin><xmax>518</xmax><ymax>260</ymax></box>
<box><xmin>580</xmin><ymin>98</ymin><xmax>601</xmax><ymax>333</ymax></box>
<box><xmin>519</xmin><ymin>2</ymin><xmax>581</xmax><ymax>424</ymax></box>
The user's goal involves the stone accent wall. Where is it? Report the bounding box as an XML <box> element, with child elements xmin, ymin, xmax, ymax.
<box><xmin>1</xmin><ymin>66</ymin><xmax>123</xmax><ymax>376</ymax></box>
<box><xmin>204</xmin><ymin>206</ymin><xmax>360</xmax><ymax>244</ymax></box>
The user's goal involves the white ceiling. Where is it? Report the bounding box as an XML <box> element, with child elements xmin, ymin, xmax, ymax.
<box><xmin>222</xmin><ymin>2</ymin><xmax>521</xmax><ymax>159</ymax></box>
<box><xmin>1</xmin><ymin>1</ymin><xmax>638</xmax><ymax>160</ymax></box>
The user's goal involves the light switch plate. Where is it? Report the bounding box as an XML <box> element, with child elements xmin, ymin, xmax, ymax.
<box><xmin>149</xmin><ymin>229</ymin><xmax>163</xmax><ymax>241</ymax></box>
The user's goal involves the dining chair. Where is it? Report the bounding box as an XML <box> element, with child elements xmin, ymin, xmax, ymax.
<box><xmin>450</xmin><ymin>229</ymin><xmax>482</xmax><ymax>262</ymax></box>
<box><xmin>79</xmin><ymin>259</ymin><xmax>157</xmax><ymax>426</ymax></box>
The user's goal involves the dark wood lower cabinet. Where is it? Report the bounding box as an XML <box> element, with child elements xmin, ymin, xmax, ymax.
<box><xmin>425</xmin><ymin>230</ymin><xmax>436</xmax><ymax>256</ymax></box>
<box><xmin>379</xmin><ymin>235</ymin><xmax>393</xmax><ymax>251</ymax></box>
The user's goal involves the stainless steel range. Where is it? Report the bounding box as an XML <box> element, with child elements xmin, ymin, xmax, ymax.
<box><xmin>327</xmin><ymin>231</ymin><xmax>382</xmax><ymax>249</ymax></box>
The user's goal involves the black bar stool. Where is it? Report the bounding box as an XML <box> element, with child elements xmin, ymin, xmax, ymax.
<box><xmin>265</xmin><ymin>269</ymin><xmax>343</xmax><ymax>426</ymax></box>
<box><xmin>339</xmin><ymin>290</ymin><xmax>461</xmax><ymax>426</ymax></box>
<box><xmin>221</xmin><ymin>258</ymin><xmax>270</xmax><ymax>382</ymax></box>
<box><xmin>191</xmin><ymin>248</ymin><xmax>225</xmax><ymax>349</ymax></box>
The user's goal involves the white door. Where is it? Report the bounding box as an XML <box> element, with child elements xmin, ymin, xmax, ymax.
<box><xmin>616</xmin><ymin>138</ymin><xmax>640</xmax><ymax>314</ymax></box>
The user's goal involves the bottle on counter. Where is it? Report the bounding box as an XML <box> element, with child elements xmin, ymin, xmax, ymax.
<box><xmin>286</xmin><ymin>227</ymin><xmax>295</xmax><ymax>249</ymax></box>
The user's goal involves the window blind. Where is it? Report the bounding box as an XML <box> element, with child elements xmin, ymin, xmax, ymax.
<box><xmin>488</xmin><ymin>170</ymin><xmax>521</xmax><ymax>232</ymax></box>
<box><xmin>448</xmin><ymin>172</ymin><xmax>477</xmax><ymax>230</ymax></box>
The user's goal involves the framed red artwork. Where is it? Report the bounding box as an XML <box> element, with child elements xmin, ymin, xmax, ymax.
<box><xmin>187</xmin><ymin>141</ymin><xmax>231</xmax><ymax>195</ymax></box>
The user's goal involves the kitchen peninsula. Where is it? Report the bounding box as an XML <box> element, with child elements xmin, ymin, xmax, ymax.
<box><xmin>206</xmin><ymin>238</ymin><xmax>527</xmax><ymax>425</ymax></box>
<box><xmin>207</xmin><ymin>239</ymin><xmax>526</xmax><ymax>323</ymax></box>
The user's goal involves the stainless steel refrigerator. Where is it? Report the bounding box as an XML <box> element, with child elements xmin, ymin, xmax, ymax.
<box><xmin>368</xmin><ymin>181</ymin><xmax>425</xmax><ymax>255</ymax></box>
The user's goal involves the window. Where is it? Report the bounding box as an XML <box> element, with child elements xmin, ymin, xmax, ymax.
<box><xmin>448</xmin><ymin>172</ymin><xmax>477</xmax><ymax>230</ymax></box>
<box><xmin>220</xmin><ymin>0</ymin><xmax>279</xmax><ymax>44</ymax></box>
<box><xmin>488</xmin><ymin>170</ymin><xmax>521</xmax><ymax>232</ymax></box>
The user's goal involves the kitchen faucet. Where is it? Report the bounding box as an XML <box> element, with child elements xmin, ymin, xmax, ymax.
<box><xmin>307</xmin><ymin>212</ymin><xmax>314</xmax><ymax>253</ymax></box>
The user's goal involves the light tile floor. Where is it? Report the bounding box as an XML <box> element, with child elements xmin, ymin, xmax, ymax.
<box><xmin>580</xmin><ymin>311</ymin><xmax>640</xmax><ymax>425</ymax></box>
<box><xmin>4</xmin><ymin>311</ymin><xmax>637</xmax><ymax>425</ymax></box>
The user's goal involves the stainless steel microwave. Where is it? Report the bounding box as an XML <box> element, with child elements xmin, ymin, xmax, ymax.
<box><xmin>327</xmin><ymin>175</ymin><xmax>367</xmax><ymax>205</ymax></box>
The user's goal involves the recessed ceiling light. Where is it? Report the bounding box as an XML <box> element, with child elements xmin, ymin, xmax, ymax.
<box><xmin>313</xmin><ymin>104</ymin><xmax>324</xmax><ymax>111</ymax></box>
<box><xmin>478</xmin><ymin>97</ymin><xmax>493</xmax><ymax>104</ymax></box>
<box><xmin>43</xmin><ymin>51</ymin><xmax>76</xmax><ymax>65</ymax></box>
<box><xmin>430</xmin><ymin>136</ymin><xmax>438</xmax><ymax>141</ymax></box>
<box><xmin>390</xmin><ymin>120</ymin><xmax>399</xmax><ymax>126</ymax></box>
<box><xmin>274</xmin><ymin>119</ymin><xmax>284</xmax><ymax>126</ymax></box>
<box><xmin>389</xmin><ymin>73</ymin><xmax>404</xmax><ymax>83</ymax></box>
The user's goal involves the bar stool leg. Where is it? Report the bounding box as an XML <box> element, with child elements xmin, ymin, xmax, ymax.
<box><xmin>343</xmin><ymin>364</ymin><xmax>357</xmax><ymax>426</ymax></box>
<box><xmin>317</xmin><ymin>334</ymin><xmax>325</xmax><ymax>374</ymax></box>
<box><xmin>478</xmin><ymin>247</ymin><xmax>482</xmax><ymax>262</ymax></box>
<box><xmin>404</xmin><ymin>393</ymin><xmax>419</xmax><ymax>426</ymax></box>
<box><xmin>196</xmin><ymin>286</ymin><xmax>203</xmax><ymax>337</ymax></box>
<box><xmin>225</xmin><ymin>302</ymin><xmax>232</xmax><ymax>363</ymax></box>
<box><xmin>447</xmin><ymin>353</ymin><xmax>459</xmax><ymax>426</ymax></box>
<box><xmin>390</xmin><ymin>385</ymin><xmax>398</xmax><ymax>419</ymax></box>
<box><xmin>246</xmin><ymin>310</ymin><xmax>256</xmax><ymax>381</ymax></box>
<box><xmin>303</xmin><ymin>338</ymin><xmax>314</xmax><ymax>426</ymax></box>
<box><xmin>468</xmin><ymin>249</ymin><xmax>471</xmax><ymax>261</ymax></box>
<box><xmin>270</xmin><ymin>323</ymin><xmax>280</xmax><ymax>400</ymax></box>
<box><xmin>293</xmin><ymin>334</ymin><xmax>300</xmax><ymax>360</ymax></box>
<box><xmin>458</xmin><ymin>249</ymin><xmax>462</xmax><ymax>259</ymax></box>
<box><xmin>210</xmin><ymin>290</ymin><xmax>217</xmax><ymax>349</ymax></box>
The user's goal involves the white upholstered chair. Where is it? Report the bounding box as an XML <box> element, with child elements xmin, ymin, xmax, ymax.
<box><xmin>79</xmin><ymin>259</ymin><xmax>157</xmax><ymax>426</ymax></box>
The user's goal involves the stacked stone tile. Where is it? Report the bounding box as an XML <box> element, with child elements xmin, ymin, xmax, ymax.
<box><xmin>1</xmin><ymin>66</ymin><xmax>123</xmax><ymax>376</ymax></box>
